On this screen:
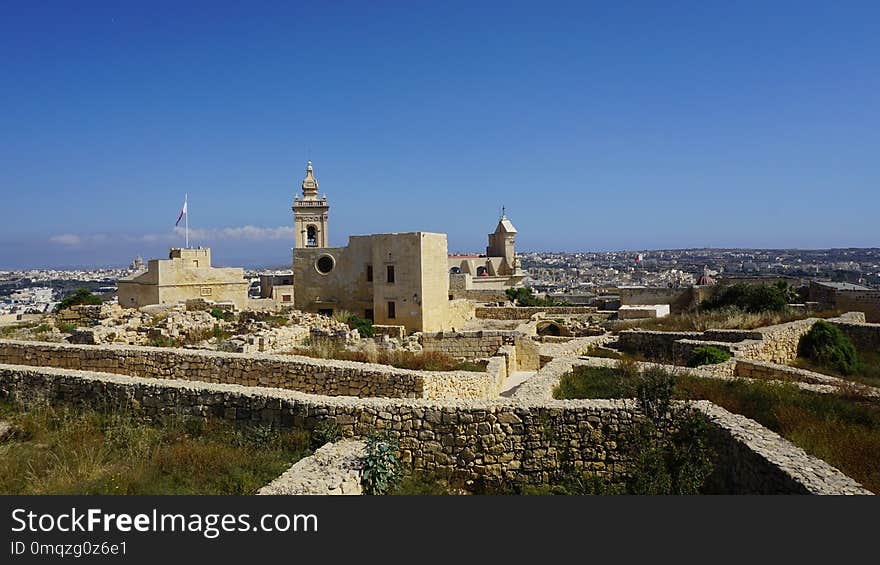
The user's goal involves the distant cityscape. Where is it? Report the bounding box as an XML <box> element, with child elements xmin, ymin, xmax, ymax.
<box><xmin>3</xmin><ymin>247</ymin><xmax>878</xmax><ymax>317</ymax></box>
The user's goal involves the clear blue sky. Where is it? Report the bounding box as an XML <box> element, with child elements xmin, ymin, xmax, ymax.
<box><xmin>1</xmin><ymin>1</ymin><xmax>878</xmax><ymax>269</ymax></box>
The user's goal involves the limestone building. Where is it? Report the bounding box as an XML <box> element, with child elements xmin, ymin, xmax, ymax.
<box><xmin>288</xmin><ymin>161</ymin><xmax>470</xmax><ymax>333</ymax></box>
<box><xmin>448</xmin><ymin>211</ymin><xmax>526</xmax><ymax>299</ymax></box>
<box><xmin>294</xmin><ymin>232</ymin><xmax>466</xmax><ymax>333</ymax></box>
<box><xmin>118</xmin><ymin>248</ymin><xmax>248</xmax><ymax>309</ymax></box>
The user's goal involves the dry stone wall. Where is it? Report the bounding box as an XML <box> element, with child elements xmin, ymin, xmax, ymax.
<box><xmin>419</xmin><ymin>330</ymin><xmax>512</xmax><ymax>359</ymax></box>
<box><xmin>734</xmin><ymin>359</ymin><xmax>849</xmax><ymax>386</ymax></box>
<box><xmin>475</xmin><ymin>306</ymin><xmax>603</xmax><ymax>320</ymax></box>
<box><xmin>829</xmin><ymin>320</ymin><xmax>880</xmax><ymax>353</ymax></box>
<box><xmin>616</xmin><ymin>315</ymin><xmax>863</xmax><ymax>366</ymax></box>
<box><xmin>0</xmin><ymin>363</ymin><xmax>867</xmax><ymax>494</ymax></box>
<box><xmin>616</xmin><ymin>331</ymin><xmax>701</xmax><ymax>362</ymax></box>
<box><xmin>0</xmin><ymin>339</ymin><xmax>501</xmax><ymax>400</ymax></box>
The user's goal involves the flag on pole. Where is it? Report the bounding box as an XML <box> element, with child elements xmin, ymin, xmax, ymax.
<box><xmin>176</xmin><ymin>198</ymin><xmax>188</xmax><ymax>226</ymax></box>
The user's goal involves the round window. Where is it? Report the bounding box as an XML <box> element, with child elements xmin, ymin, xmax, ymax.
<box><xmin>316</xmin><ymin>255</ymin><xmax>335</xmax><ymax>274</ymax></box>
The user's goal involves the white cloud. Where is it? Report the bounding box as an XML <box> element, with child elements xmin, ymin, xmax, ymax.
<box><xmin>49</xmin><ymin>226</ymin><xmax>295</xmax><ymax>247</ymax></box>
<box><xmin>49</xmin><ymin>234</ymin><xmax>82</xmax><ymax>246</ymax></box>
<box><xmin>174</xmin><ymin>225</ymin><xmax>294</xmax><ymax>241</ymax></box>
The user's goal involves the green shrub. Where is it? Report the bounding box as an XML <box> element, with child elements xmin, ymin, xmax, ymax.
<box><xmin>554</xmin><ymin>364</ymin><xmax>715</xmax><ymax>494</ymax></box>
<box><xmin>55</xmin><ymin>288</ymin><xmax>102</xmax><ymax>312</ymax></box>
<box><xmin>57</xmin><ymin>322</ymin><xmax>76</xmax><ymax>334</ymax></box>
<box><xmin>210</xmin><ymin>308</ymin><xmax>233</xmax><ymax>321</ymax></box>
<box><xmin>346</xmin><ymin>315</ymin><xmax>374</xmax><ymax>338</ymax></box>
<box><xmin>687</xmin><ymin>345</ymin><xmax>732</xmax><ymax>367</ymax></box>
<box><xmin>797</xmin><ymin>320</ymin><xmax>861</xmax><ymax>375</ymax></box>
<box><xmin>211</xmin><ymin>324</ymin><xmax>231</xmax><ymax>341</ymax></box>
<box><xmin>628</xmin><ymin>367</ymin><xmax>715</xmax><ymax>494</ymax></box>
<box><xmin>700</xmin><ymin>282</ymin><xmax>793</xmax><ymax>313</ymax></box>
<box><xmin>310</xmin><ymin>419</ymin><xmax>342</xmax><ymax>450</ymax></box>
<box><xmin>359</xmin><ymin>432</ymin><xmax>401</xmax><ymax>495</ymax></box>
<box><xmin>148</xmin><ymin>335</ymin><xmax>180</xmax><ymax>348</ymax></box>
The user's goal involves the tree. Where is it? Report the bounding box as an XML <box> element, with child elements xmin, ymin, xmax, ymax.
<box><xmin>55</xmin><ymin>288</ymin><xmax>102</xmax><ymax>312</ymax></box>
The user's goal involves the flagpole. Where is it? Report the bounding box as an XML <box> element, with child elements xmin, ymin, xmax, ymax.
<box><xmin>185</xmin><ymin>193</ymin><xmax>189</xmax><ymax>249</ymax></box>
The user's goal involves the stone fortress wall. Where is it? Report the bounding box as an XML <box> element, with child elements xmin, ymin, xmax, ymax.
<box><xmin>0</xmin><ymin>362</ymin><xmax>868</xmax><ymax>494</ymax></box>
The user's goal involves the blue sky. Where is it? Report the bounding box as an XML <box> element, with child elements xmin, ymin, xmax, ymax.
<box><xmin>1</xmin><ymin>1</ymin><xmax>878</xmax><ymax>269</ymax></box>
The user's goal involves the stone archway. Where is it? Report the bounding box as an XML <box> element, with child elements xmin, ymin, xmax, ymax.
<box><xmin>536</xmin><ymin>320</ymin><xmax>564</xmax><ymax>337</ymax></box>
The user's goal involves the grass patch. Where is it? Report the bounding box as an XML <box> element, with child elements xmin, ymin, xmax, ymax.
<box><xmin>793</xmin><ymin>351</ymin><xmax>880</xmax><ymax>388</ymax></box>
<box><xmin>610</xmin><ymin>307</ymin><xmax>840</xmax><ymax>333</ymax></box>
<box><xmin>554</xmin><ymin>364</ymin><xmax>880</xmax><ymax>493</ymax></box>
<box><xmin>687</xmin><ymin>345</ymin><xmax>732</xmax><ymax>367</ymax></box>
<box><xmin>0</xmin><ymin>401</ymin><xmax>309</xmax><ymax>495</ymax></box>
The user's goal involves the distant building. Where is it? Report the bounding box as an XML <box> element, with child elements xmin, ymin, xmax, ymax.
<box><xmin>448</xmin><ymin>211</ymin><xmax>526</xmax><ymax>300</ymax></box>
<box><xmin>696</xmin><ymin>266</ymin><xmax>716</xmax><ymax>286</ymax></box>
<box><xmin>118</xmin><ymin>248</ymin><xmax>248</xmax><ymax>309</ymax></box>
<box><xmin>809</xmin><ymin>280</ymin><xmax>880</xmax><ymax>322</ymax></box>
<box><xmin>258</xmin><ymin>273</ymin><xmax>294</xmax><ymax>305</ymax></box>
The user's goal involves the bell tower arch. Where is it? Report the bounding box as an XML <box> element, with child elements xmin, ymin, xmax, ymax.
<box><xmin>292</xmin><ymin>161</ymin><xmax>330</xmax><ymax>248</ymax></box>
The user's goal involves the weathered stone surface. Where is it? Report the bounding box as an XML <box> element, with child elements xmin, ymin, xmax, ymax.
<box><xmin>258</xmin><ymin>440</ymin><xmax>365</xmax><ymax>495</ymax></box>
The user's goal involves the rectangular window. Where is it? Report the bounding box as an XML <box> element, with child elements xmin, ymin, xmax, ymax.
<box><xmin>365</xmin><ymin>309</ymin><xmax>374</xmax><ymax>321</ymax></box>
<box><xmin>200</xmin><ymin>287</ymin><xmax>212</xmax><ymax>296</ymax></box>
<box><xmin>387</xmin><ymin>301</ymin><xmax>396</xmax><ymax>319</ymax></box>
<box><xmin>387</xmin><ymin>265</ymin><xmax>395</xmax><ymax>283</ymax></box>
<box><xmin>282</xmin><ymin>294</ymin><xmax>291</xmax><ymax>303</ymax></box>
<box><xmin>193</xmin><ymin>260</ymin><xmax>200</xmax><ymax>267</ymax></box>
<box><xmin>366</xmin><ymin>265</ymin><xmax>373</xmax><ymax>282</ymax></box>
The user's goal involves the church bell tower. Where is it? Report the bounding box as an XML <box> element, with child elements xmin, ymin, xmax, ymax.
<box><xmin>292</xmin><ymin>161</ymin><xmax>330</xmax><ymax>248</ymax></box>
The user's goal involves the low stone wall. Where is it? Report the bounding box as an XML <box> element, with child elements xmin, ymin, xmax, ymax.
<box><xmin>829</xmin><ymin>320</ymin><xmax>880</xmax><ymax>353</ymax></box>
<box><xmin>449</xmin><ymin>289</ymin><xmax>509</xmax><ymax>303</ymax></box>
<box><xmin>747</xmin><ymin>318</ymin><xmax>818</xmax><ymax>364</ymax></box>
<box><xmin>538</xmin><ymin>334</ymin><xmax>612</xmax><ymax>363</ymax></box>
<box><xmin>419</xmin><ymin>330</ymin><xmax>514</xmax><ymax>360</ymax></box>
<box><xmin>701</xmin><ymin>329</ymin><xmax>764</xmax><ymax>343</ymax></box>
<box><xmin>475</xmin><ymin>306</ymin><xmax>601</xmax><ymax>320</ymax></box>
<box><xmin>514</xmin><ymin>357</ymin><xmax>871</xmax><ymax>494</ymax></box>
<box><xmin>616</xmin><ymin>330</ymin><xmax>701</xmax><ymax>362</ymax></box>
<box><xmin>226</xmin><ymin>325</ymin><xmax>310</xmax><ymax>354</ymax></box>
<box><xmin>733</xmin><ymin>359</ymin><xmax>847</xmax><ymax>386</ymax></box>
<box><xmin>672</xmin><ymin>339</ymin><xmax>736</xmax><ymax>365</ymax></box>
<box><xmin>514</xmin><ymin>336</ymin><xmax>541</xmax><ymax>370</ymax></box>
<box><xmin>258</xmin><ymin>440</ymin><xmax>365</xmax><ymax>495</ymax></box>
<box><xmin>616</xmin><ymin>315</ymin><xmax>863</xmax><ymax>366</ymax></box>
<box><xmin>373</xmin><ymin>325</ymin><xmax>405</xmax><ymax>339</ymax></box>
<box><xmin>0</xmin><ymin>340</ymin><xmax>499</xmax><ymax>401</ymax></box>
<box><xmin>0</xmin><ymin>363</ymin><xmax>867</xmax><ymax>494</ymax></box>
<box><xmin>697</xmin><ymin>402</ymin><xmax>863</xmax><ymax>494</ymax></box>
